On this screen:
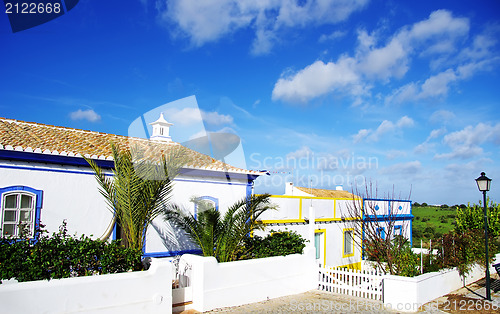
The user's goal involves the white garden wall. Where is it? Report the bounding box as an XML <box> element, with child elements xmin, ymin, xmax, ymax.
<box><xmin>180</xmin><ymin>247</ymin><xmax>317</xmax><ymax>312</ymax></box>
<box><xmin>0</xmin><ymin>258</ymin><xmax>172</xmax><ymax>314</ymax></box>
<box><xmin>383</xmin><ymin>252</ymin><xmax>500</xmax><ymax>312</ymax></box>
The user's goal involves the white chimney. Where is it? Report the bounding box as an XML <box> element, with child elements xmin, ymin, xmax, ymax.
<box><xmin>150</xmin><ymin>113</ymin><xmax>173</xmax><ymax>142</ymax></box>
<box><xmin>285</xmin><ymin>182</ymin><xmax>294</xmax><ymax>195</ymax></box>
<box><xmin>335</xmin><ymin>185</ymin><xmax>343</xmax><ymax>191</ymax></box>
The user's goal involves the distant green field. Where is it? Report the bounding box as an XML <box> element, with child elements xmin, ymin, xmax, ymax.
<box><xmin>411</xmin><ymin>206</ymin><xmax>457</xmax><ymax>247</ymax></box>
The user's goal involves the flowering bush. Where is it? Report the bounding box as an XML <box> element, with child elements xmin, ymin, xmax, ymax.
<box><xmin>0</xmin><ymin>222</ymin><xmax>143</xmax><ymax>283</ymax></box>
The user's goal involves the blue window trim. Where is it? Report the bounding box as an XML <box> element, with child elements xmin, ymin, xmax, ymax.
<box><xmin>0</xmin><ymin>185</ymin><xmax>43</xmax><ymax>241</ymax></box>
<box><xmin>194</xmin><ymin>196</ymin><xmax>219</xmax><ymax>219</ymax></box>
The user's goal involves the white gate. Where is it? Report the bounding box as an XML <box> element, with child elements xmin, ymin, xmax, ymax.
<box><xmin>172</xmin><ymin>257</ymin><xmax>193</xmax><ymax>312</ymax></box>
<box><xmin>318</xmin><ymin>266</ymin><xmax>383</xmax><ymax>301</ymax></box>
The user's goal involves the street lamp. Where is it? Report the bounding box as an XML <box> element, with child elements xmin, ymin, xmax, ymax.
<box><xmin>475</xmin><ymin>172</ymin><xmax>492</xmax><ymax>301</ymax></box>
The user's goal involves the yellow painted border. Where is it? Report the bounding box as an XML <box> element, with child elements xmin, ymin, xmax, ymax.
<box><xmin>261</xmin><ymin>219</ymin><xmax>306</xmax><ymax>224</ymax></box>
<box><xmin>336</xmin><ymin>261</ymin><xmax>361</xmax><ymax>270</ymax></box>
<box><xmin>315</xmin><ymin>229</ymin><xmax>327</xmax><ymax>267</ymax></box>
<box><xmin>342</xmin><ymin>228</ymin><xmax>355</xmax><ymax>258</ymax></box>
<box><xmin>261</xmin><ymin>195</ymin><xmax>363</xmax><ymax>224</ymax></box>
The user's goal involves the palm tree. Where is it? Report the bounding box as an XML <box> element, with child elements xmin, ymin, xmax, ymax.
<box><xmin>164</xmin><ymin>194</ymin><xmax>274</xmax><ymax>262</ymax></box>
<box><xmin>86</xmin><ymin>144</ymin><xmax>184</xmax><ymax>252</ymax></box>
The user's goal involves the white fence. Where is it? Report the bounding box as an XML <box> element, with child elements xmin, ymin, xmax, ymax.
<box><xmin>0</xmin><ymin>258</ymin><xmax>172</xmax><ymax>314</ymax></box>
<box><xmin>318</xmin><ymin>266</ymin><xmax>384</xmax><ymax>301</ymax></box>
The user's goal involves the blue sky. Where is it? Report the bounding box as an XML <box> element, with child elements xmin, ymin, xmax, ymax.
<box><xmin>1</xmin><ymin>0</ymin><xmax>499</xmax><ymax>205</ymax></box>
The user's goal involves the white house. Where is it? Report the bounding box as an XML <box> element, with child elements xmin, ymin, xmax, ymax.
<box><xmin>0</xmin><ymin>115</ymin><xmax>264</xmax><ymax>257</ymax></box>
<box><xmin>256</xmin><ymin>182</ymin><xmax>413</xmax><ymax>269</ymax></box>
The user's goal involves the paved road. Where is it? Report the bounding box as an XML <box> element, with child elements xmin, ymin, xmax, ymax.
<box><xmin>204</xmin><ymin>290</ymin><xmax>396</xmax><ymax>313</ymax></box>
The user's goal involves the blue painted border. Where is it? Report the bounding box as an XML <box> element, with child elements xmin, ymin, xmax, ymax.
<box><xmin>194</xmin><ymin>196</ymin><xmax>219</xmax><ymax>219</ymax></box>
<box><xmin>0</xmin><ymin>149</ymin><xmax>114</xmax><ymax>169</ymax></box>
<box><xmin>0</xmin><ymin>150</ymin><xmax>262</xmax><ymax>183</ymax></box>
<box><xmin>143</xmin><ymin>249</ymin><xmax>202</xmax><ymax>258</ymax></box>
<box><xmin>364</xmin><ymin>214</ymin><xmax>414</xmax><ymax>221</ymax></box>
<box><xmin>0</xmin><ymin>185</ymin><xmax>43</xmax><ymax>240</ymax></box>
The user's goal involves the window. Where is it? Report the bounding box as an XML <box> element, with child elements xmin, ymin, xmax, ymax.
<box><xmin>376</xmin><ymin>227</ymin><xmax>386</xmax><ymax>240</ymax></box>
<box><xmin>394</xmin><ymin>225</ymin><xmax>402</xmax><ymax>236</ymax></box>
<box><xmin>314</xmin><ymin>232</ymin><xmax>321</xmax><ymax>259</ymax></box>
<box><xmin>343</xmin><ymin>229</ymin><xmax>354</xmax><ymax>257</ymax></box>
<box><xmin>314</xmin><ymin>229</ymin><xmax>326</xmax><ymax>266</ymax></box>
<box><xmin>193</xmin><ymin>196</ymin><xmax>219</xmax><ymax>219</ymax></box>
<box><xmin>1</xmin><ymin>186</ymin><xmax>42</xmax><ymax>238</ymax></box>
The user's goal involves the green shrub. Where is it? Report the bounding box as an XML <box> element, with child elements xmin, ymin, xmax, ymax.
<box><xmin>0</xmin><ymin>222</ymin><xmax>142</xmax><ymax>283</ymax></box>
<box><xmin>364</xmin><ymin>235</ymin><xmax>420</xmax><ymax>277</ymax></box>
<box><xmin>239</xmin><ymin>230</ymin><xmax>307</xmax><ymax>260</ymax></box>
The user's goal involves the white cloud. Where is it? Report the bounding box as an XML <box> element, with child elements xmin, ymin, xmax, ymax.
<box><xmin>379</xmin><ymin>160</ymin><xmax>422</xmax><ymax>175</ymax></box>
<box><xmin>160</xmin><ymin>0</ymin><xmax>368</xmax><ymax>54</ymax></box>
<box><xmin>352</xmin><ymin>128</ymin><xmax>371</xmax><ymax>143</ymax></box>
<box><xmin>69</xmin><ymin>109</ymin><xmax>101</xmax><ymax>122</ymax></box>
<box><xmin>397</xmin><ymin>116</ymin><xmax>415</xmax><ymax>128</ymax></box>
<box><xmin>319</xmin><ymin>30</ymin><xmax>347</xmax><ymax>43</ymax></box>
<box><xmin>414</xmin><ymin>142</ymin><xmax>432</xmax><ymax>154</ymax></box>
<box><xmin>273</xmin><ymin>9</ymin><xmax>474</xmax><ymax>103</ymax></box>
<box><xmin>286</xmin><ymin>146</ymin><xmax>313</xmax><ymax>160</ymax></box>
<box><xmin>201</xmin><ymin>111</ymin><xmax>234</xmax><ymax>125</ymax></box>
<box><xmin>386</xmin><ymin>150</ymin><xmax>407</xmax><ymax>160</ymax></box>
<box><xmin>430</xmin><ymin>110</ymin><xmax>456</xmax><ymax>124</ymax></box>
<box><xmin>414</xmin><ymin>127</ymin><xmax>446</xmax><ymax>154</ymax></box>
<box><xmin>419</xmin><ymin>69</ymin><xmax>457</xmax><ymax>98</ymax></box>
<box><xmin>164</xmin><ymin>107</ymin><xmax>202</xmax><ymax>125</ymax></box>
<box><xmin>428</xmin><ymin>127</ymin><xmax>447</xmax><ymax>140</ymax></box>
<box><xmin>385</xmin><ymin>68</ymin><xmax>459</xmax><ymax>103</ymax></box>
<box><xmin>163</xmin><ymin>107</ymin><xmax>233</xmax><ymax>126</ymax></box>
<box><xmin>404</xmin><ymin>9</ymin><xmax>469</xmax><ymax>48</ymax></box>
<box><xmin>352</xmin><ymin>116</ymin><xmax>414</xmax><ymax>143</ymax></box>
<box><xmin>272</xmin><ymin>58</ymin><xmax>360</xmax><ymax>103</ymax></box>
<box><xmin>357</xmin><ymin>37</ymin><xmax>409</xmax><ymax>80</ymax></box>
<box><xmin>435</xmin><ymin>122</ymin><xmax>500</xmax><ymax>159</ymax></box>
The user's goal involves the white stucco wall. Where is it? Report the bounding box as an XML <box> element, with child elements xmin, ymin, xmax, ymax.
<box><xmin>0</xmin><ymin>160</ymin><xmax>113</xmax><ymax>238</ymax></box>
<box><xmin>0</xmin><ymin>258</ymin><xmax>172</xmax><ymax>314</ymax></box>
<box><xmin>383</xmin><ymin>253</ymin><xmax>500</xmax><ymax>312</ymax></box>
<box><xmin>258</xmin><ymin>195</ymin><xmax>363</xmax><ymax>268</ymax></box>
<box><xmin>0</xmin><ymin>159</ymin><xmax>253</xmax><ymax>256</ymax></box>
<box><xmin>145</xmin><ymin>172</ymin><xmax>251</xmax><ymax>255</ymax></box>
<box><xmin>181</xmin><ymin>248</ymin><xmax>317</xmax><ymax>312</ymax></box>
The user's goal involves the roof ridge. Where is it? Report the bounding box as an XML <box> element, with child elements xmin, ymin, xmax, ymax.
<box><xmin>0</xmin><ymin>117</ymin><xmax>262</xmax><ymax>175</ymax></box>
<box><xmin>0</xmin><ymin>116</ymin><xmax>174</xmax><ymax>144</ymax></box>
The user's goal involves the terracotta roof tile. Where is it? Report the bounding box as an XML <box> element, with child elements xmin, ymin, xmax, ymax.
<box><xmin>295</xmin><ymin>186</ymin><xmax>357</xmax><ymax>198</ymax></box>
<box><xmin>0</xmin><ymin>117</ymin><xmax>261</xmax><ymax>175</ymax></box>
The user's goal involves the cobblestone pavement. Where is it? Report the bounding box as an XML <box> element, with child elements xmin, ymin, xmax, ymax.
<box><xmin>204</xmin><ymin>290</ymin><xmax>397</xmax><ymax>313</ymax></box>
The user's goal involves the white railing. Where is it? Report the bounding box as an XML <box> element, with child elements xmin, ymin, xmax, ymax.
<box><xmin>318</xmin><ymin>265</ymin><xmax>383</xmax><ymax>301</ymax></box>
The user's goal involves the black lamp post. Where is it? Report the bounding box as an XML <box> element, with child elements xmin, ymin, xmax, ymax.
<box><xmin>475</xmin><ymin>172</ymin><xmax>492</xmax><ymax>301</ymax></box>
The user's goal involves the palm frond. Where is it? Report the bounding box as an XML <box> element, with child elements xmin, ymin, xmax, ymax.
<box><xmin>164</xmin><ymin>193</ymin><xmax>274</xmax><ymax>262</ymax></box>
